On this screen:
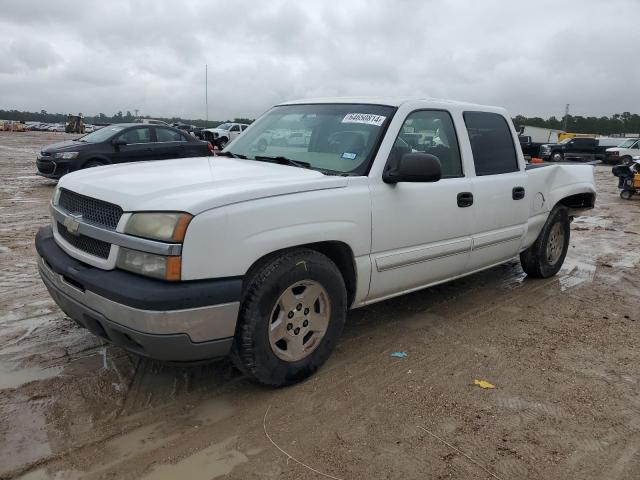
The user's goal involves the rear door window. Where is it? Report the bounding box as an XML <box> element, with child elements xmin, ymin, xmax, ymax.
<box><xmin>156</xmin><ymin>127</ymin><xmax>185</xmax><ymax>142</ymax></box>
<box><xmin>464</xmin><ymin>111</ymin><xmax>519</xmax><ymax>176</ymax></box>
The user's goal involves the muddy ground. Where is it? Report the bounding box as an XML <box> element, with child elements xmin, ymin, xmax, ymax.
<box><xmin>0</xmin><ymin>131</ymin><xmax>639</xmax><ymax>480</ymax></box>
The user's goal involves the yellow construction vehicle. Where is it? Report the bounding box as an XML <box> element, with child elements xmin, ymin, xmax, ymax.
<box><xmin>65</xmin><ymin>114</ymin><xmax>85</xmax><ymax>134</ymax></box>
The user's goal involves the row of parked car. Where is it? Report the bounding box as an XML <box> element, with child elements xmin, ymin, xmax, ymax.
<box><xmin>25</xmin><ymin>122</ymin><xmax>98</xmax><ymax>133</ymax></box>
<box><xmin>518</xmin><ymin>126</ymin><xmax>638</xmax><ymax>164</ymax></box>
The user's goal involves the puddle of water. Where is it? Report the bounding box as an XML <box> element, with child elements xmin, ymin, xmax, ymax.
<box><xmin>0</xmin><ymin>362</ymin><xmax>63</xmax><ymax>389</ymax></box>
<box><xmin>17</xmin><ymin>468</ymin><xmax>80</xmax><ymax>480</ymax></box>
<box><xmin>141</xmin><ymin>436</ymin><xmax>248</xmax><ymax>480</ymax></box>
<box><xmin>559</xmin><ymin>261</ymin><xmax>596</xmax><ymax>291</ymax></box>
<box><xmin>573</xmin><ymin>215</ymin><xmax>610</xmax><ymax>229</ymax></box>
<box><xmin>0</xmin><ymin>400</ymin><xmax>52</xmax><ymax>474</ymax></box>
<box><xmin>192</xmin><ymin>397</ymin><xmax>236</xmax><ymax>424</ymax></box>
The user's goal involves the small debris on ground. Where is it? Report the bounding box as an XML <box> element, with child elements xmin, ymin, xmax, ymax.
<box><xmin>474</xmin><ymin>379</ymin><xmax>496</xmax><ymax>389</ymax></box>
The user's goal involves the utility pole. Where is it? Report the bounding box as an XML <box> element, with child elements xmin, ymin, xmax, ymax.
<box><xmin>562</xmin><ymin>103</ymin><xmax>569</xmax><ymax>131</ymax></box>
<box><xmin>134</xmin><ymin>109</ymin><xmax>139</xmax><ymax>118</ymax></box>
<box><xmin>205</xmin><ymin>64</ymin><xmax>209</xmax><ymax>128</ymax></box>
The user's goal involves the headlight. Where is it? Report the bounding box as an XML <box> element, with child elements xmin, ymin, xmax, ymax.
<box><xmin>116</xmin><ymin>247</ymin><xmax>181</xmax><ymax>281</ymax></box>
<box><xmin>54</xmin><ymin>152</ymin><xmax>79</xmax><ymax>159</ymax></box>
<box><xmin>124</xmin><ymin>212</ymin><xmax>192</xmax><ymax>242</ymax></box>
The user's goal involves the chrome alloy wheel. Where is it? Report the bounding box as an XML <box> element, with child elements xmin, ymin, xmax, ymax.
<box><xmin>546</xmin><ymin>222</ymin><xmax>565</xmax><ymax>265</ymax></box>
<box><xmin>268</xmin><ymin>280</ymin><xmax>331</xmax><ymax>362</ymax></box>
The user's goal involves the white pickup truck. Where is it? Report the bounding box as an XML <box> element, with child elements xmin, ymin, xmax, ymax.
<box><xmin>36</xmin><ymin>97</ymin><xmax>596</xmax><ymax>386</ymax></box>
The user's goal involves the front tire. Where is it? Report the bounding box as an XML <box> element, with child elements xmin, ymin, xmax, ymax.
<box><xmin>520</xmin><ymin>206</ymin><xmax>570</xmax><ymax>278</ymax></box>
<box><xmin>550</xmin><ymin>151</ymin><xmax>563</xmax><ymax>162</ymax></box>
<box><xmin>231</xmin><ymin>249</ymin><xmax>347</xmax><ymax>387</ymax></box>
<box><xmin>83</xmin><ymin>160</ymin><xmax>106</xmax><ymax>169</ymax></box>
<box><xmin>217</xmin><ymin>137</ymin><xmax>228</xmax><ymax>149</ymax></box>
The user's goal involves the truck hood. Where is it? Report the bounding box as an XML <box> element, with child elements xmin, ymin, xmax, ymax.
<box><xmin>57</xmin><ymin>157</ymin><xmax>349</xmax><ymax>214</ymax></box>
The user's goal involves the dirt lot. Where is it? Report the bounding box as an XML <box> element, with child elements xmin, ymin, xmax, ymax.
<box><xmin>1</xmin><ymin>131</ymin><xmax>639</xmax><ymax>480</ymax></box>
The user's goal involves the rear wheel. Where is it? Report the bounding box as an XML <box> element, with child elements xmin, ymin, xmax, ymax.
<box><xmin>520</xmin><ymin>206</ymin><xmax>570</xmax><ymax>278</ymax></box>
<box><xmin>231</xmin><ymin>249</ymin><xmax>347</xmax><ymax>387</ymax></box>
<box><xmin>621</xmin><ymin>190</ymin><xmax>634</xmax><ymax>200</ymax></box>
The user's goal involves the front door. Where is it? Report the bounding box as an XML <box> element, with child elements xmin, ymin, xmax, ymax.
<box><xmin>229</xmin><ymin>124</ymin><xmax>241</xmax><ymax>142</ymax></box>
<box><xmin>369</xmin><ymin>109</ymin><xmax>474</xmax><ymax>301</ymax></box>
<box><xmin>111</xmin><ymin>126</ymin><xmax>153</xmax><ymax>164</ymax></box>
<box><xmin>463</xmin><ymin>111</ymin><xmax>528</xmax><ymax>271</ymax></box>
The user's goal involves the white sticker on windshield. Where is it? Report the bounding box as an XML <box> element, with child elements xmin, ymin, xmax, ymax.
<box><xmin>342</xmin><ymin>113</ymin><xmax>386</xmax><ymax>127</ymax></box>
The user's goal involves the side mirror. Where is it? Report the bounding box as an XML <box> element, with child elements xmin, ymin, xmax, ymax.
<box><xmin>383</xmin><ymin>152</ymin><xmax>442</xmax><ymax>184</ymax></box>
<box><xmin>112</xmin><ymin>138</ymin><xmax>127</xmax><ymax>147</ymax></box>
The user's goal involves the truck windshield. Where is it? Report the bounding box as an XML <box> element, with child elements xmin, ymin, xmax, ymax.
<box><xmin>216</xmin><ymin>123</ymin><xmax>232</xmax><ymax>130</ymax></box>
<box><xmin>224</xmin><ymin>103</ymin><xmax>395</xmax><ymax>175</ymax></box>
<box><xmin>618</xmin><ymin>139</ymin><xmax>637</xmax><ymax>148</ymax></box>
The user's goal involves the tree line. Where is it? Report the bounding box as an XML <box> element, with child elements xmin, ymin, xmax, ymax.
<box><xmin>513</xmin><ymin>112</ymin><xmax>640</xmax><ymax>136</ymax></box>
<box><xmin>0</xmin><ymin>109</ymin><xmax>254</xmax><ymax>128</ymax></box>
<box><xmin>2</xmin><ymin>108</ymin><xmax>640</xmax><ymax>136</ymax></box>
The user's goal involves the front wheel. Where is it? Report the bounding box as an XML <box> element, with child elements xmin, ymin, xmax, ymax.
<box><xmin>217</xmin><ymin>137</ymin><xmax>228</xmax><ymax>149</ymax></box>
<box><xmin>83</xmin><ymin>160</ymin><xmax>105</xmax><ymax>169</ymax></box>
<box><xmin>520</xmin><ymin>206</ymin><xmax>570</xmax><ymax>278</ymax></box>
<box><xmin>550</xmin><ymin>152</ymin><xmax>563</xmax><ymax>162</ymax></box>
<box><xmin>231</xmin><ymin>249</ymin><xmax>347</xmax><ymax>387</ymax></box>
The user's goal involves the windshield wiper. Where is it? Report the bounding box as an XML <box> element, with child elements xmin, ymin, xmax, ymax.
<box><xmin>253</xmin><ymin>155</ymin><xmax>312</xmax><ymax>169</ymax></box>
<box><xmin>217</xmin><ymin>151</ymin><xmax>247</xmax><ymax>159</ymax></box>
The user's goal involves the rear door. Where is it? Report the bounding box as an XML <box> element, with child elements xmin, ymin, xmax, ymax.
<box><xmin>153</xmin><ymin>127</ymin><xmax>189</xmax><ymax>159</ymax></box>
<box><xmin>464</xmin><ymin>111</ymin><xmax>528</xmax><ymax>271</ymax></box>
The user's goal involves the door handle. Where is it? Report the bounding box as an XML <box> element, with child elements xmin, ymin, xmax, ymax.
<box><xmin>457</xmin><ymin>192</ymin><xmax>473</xmax><ymax>208</ymax></box>
<box><xmin>512</xmin><ymin>186</ymin><xmax>525</xmax><ymax>200</ymax></box>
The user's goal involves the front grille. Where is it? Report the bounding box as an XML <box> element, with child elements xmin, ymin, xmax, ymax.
<box><xmin>58</xmin><ymin>189</ymin><xmax>123</xmax><ymax>230</ymax></box>
<box><xmin>37</xmin><ymin>160</ymin><xmax>55</xmax><ymax>174</ymax></box>
<box><xmin>57</xmin><ymin>222</ymin><xmax>111</xmax><ymax>259</ymax></box>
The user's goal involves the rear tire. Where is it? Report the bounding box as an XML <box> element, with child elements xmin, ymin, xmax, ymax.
<box><xmin>621</xmin><ymin>190</ymin><xmax>634</xmax><ymax>200</ymax></box>
<box><xmin>231</xmin><ymin>249</ymin><xmax>347</xmax><ymax>387</ymax></box>
<box><xmin>520</xmin><ymin>206</ymin><xmax>570</xmax><ymax>278</ymax></box>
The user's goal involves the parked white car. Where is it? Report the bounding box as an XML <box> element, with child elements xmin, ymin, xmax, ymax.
<box><xmin>201</xmin><ymin>122</ymin><xmax>249</xmax><ymax>148</ymax></box>
<box><xmin>36</xmin><ymin>97</ymin><xmax>596</xmax><ymax>386</ymax></box>
<box><xmin>605</xmin><ymin>138</ymin><xmax>640</xmax><ymax>164</ymax></box>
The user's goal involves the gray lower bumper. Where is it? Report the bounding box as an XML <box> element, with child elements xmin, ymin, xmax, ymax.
<box><xmin>38</xmin><ymin>257</ymin><xmax>238</xmax><ymax>362</ymax></box>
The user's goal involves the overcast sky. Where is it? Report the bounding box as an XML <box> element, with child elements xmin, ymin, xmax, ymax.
<box><xmin>1</xmin><ymin>0</ymin><xmax>639</xmax><ymax>120</ymax></box>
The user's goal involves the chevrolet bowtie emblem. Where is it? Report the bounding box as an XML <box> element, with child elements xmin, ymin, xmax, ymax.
<box><xmin>63</xmin><ymin>213</ymin><xmax>82</xmax><ymax>236</ymax></box>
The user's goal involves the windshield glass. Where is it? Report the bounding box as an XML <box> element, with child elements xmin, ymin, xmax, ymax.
<box><xmin>619</xmin><ymin>139</ymin><xmax>637</xmax><ymax>148</ymax></box>
<box><xmin>77</xmin><ymin>125</ymin><xmax>124</xmax><ymax>143</ymax></box>
<box><xmin>560</xmin><ymin>138</ymin><xmax>572</xmax><ymax>144</ymax></box>
<box><xmin>225</xmin><ymin>103</ymin><xmax>395</xmax><ymax>174</ymax></box>
<box><xmin>216</xmin><ymin>123</ymin><xmax>232</xmax><ymax>131</ymax></box>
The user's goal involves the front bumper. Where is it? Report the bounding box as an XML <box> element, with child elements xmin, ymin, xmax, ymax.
<box><xmin>36</xmin><ymin>157</ymin><xmax>71</xmax><ymax>179</ymax></box>
<box><xmin>36</xmin><ymin>226</ymin><xmax>242</xmax><ymax>362</ymax></box>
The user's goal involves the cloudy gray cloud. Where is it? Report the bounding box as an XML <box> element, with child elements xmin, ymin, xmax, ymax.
<box><xmin>0</xmin><ymin>0</ymin><xmax>638</xmax><ymax>120</ymax></box>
